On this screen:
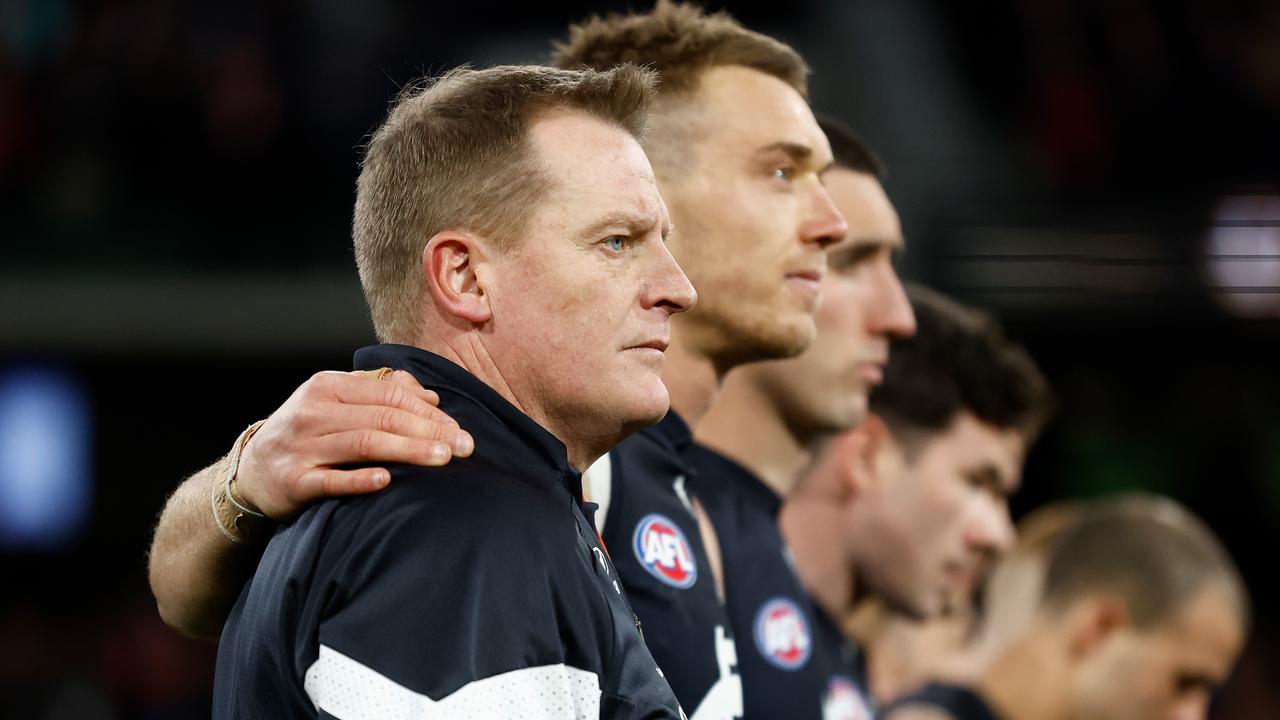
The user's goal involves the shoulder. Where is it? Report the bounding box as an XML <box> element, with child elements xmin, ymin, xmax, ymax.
<box><xmin>345</xmin><ymin>457</ymin><xmax>567</xmax><ymax>537</ymax></box>
<box><xmin>276</xmin><ymin>458</ymin><xmax>580</xmax><ymax>598</ymax></box>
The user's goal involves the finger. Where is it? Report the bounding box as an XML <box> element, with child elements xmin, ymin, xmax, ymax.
<box><xmin>382</xmin><ymin>370</ymin><xmax>440</xmax><ymax>403</ymax></box>
<box><xmin>320</xmin><ymin>429</ymin><xmax>454</xmax><ymax>468</ymax></box>
<box><xmin>292</xmin><ymin>466</ymin><xmax>392</xmax><ymax>504</ymax></box>
<box><xmin>350</xmin><ymin>368</ymin><xmax>396</xmax><ymax>381</ymax></box>
<box><xmin>332</xmin><ymin>371</ymin><xmax>473</xmax><ymax>456</ymax></box>
<box><xmin>306</xmin><ymin>399</ymin><xmax>472</xmax><ymax>455</ymax></box>
<box><xmin>353</xmin><ymin>369</ymin><xmax>443</xmax><ymax>407</ymax></box>
<box><xmin>316</xmin><ymin>371</ymin><xmax>442</xmax><ymax>418</ymax></box>
<box><xmin>317</xmin><ymin>405</ymin><xmax>461</xmax><ymax>445</ymax></box>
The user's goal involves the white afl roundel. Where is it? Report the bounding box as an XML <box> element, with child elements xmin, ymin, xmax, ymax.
<box><xmin>823</xmin><ymin>676</ymin><xmax>874</xmax><ymax>720</ymax></box>
<box><xmin>753</xmin><ymin>597</ymin><xmax>812</xmax><ymax>670</ymax></box>
<box><xmin>632</xmin><ymin>513</ymin><xmax>698</xmax><ymax>589</ymax></box>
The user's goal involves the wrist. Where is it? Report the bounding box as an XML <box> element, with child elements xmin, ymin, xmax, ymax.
<box><xmin>211</xmin><ymin>420</ymin><xmax>274</xmax><ymax>544</ymax></box>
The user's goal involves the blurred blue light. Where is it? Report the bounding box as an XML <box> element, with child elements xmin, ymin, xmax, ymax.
<box><xmin>0</xmin><ymin>365</ymin><xmax>92</xmax><ymax>550</ymax></box>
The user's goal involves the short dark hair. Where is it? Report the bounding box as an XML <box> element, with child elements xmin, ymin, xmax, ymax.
<box><xmin>870</xmin><ymin>285</ymin><xmax>1054</xmax><ymax>450</ymax></box>
<box><xmin>1040</xmin><ymin>494</ymin><xmax>1250</xmax><ymax>631</ymax></box>
<box><xmin>354</xmin><ymin>63</ymin><xmax>656</xmax><ymax>343</ymax></box>
<box><xmin>816</xmin><ymin>113</ymin><xmax>885</xmax><ymax>178</ymax></box>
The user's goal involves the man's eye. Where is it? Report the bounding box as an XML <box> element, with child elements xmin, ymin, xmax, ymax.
<box><xmin>604</xmin><ymin>236</ymin><xmax>626</xmax><ymax>253</ymax></box>
<box><xmin>772</xmin><ymin>166</ymin><xmax>795</xmax><ymax>182</ymax></box>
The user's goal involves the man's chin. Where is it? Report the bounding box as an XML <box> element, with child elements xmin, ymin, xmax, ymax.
<box><xmin>881</xmin><ymin>591</ymin><xmax>934</xmax><ymax>622</ymax></box>
<box><xmin>717</xmin><ymin>316</ymin><xmax>817</xmax><ymax>368</ymax></box>
<box><xmin>616</xmin><ymin>390</ymin><xmax>671</xmax><ymax>431</ymax></box>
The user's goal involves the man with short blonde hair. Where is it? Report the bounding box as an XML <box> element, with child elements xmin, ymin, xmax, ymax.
<box><xmin>354</xmin><ymin>65</ymin><xmax>654</xmax><ymax>344</ymax></box>
<box><xmin>213</xmin><ymin>62</ymin><xmax>694</xmax><ymax>718</ymax></box>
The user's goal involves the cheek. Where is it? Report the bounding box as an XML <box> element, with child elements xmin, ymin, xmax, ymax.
<box><xmin>1093</xmin><ymin>644</ymin><xmax>1168</xmax><ymax>715</ymax></box>
<box><xmin>728</xmin><ymin>183</ymin><xmax>799</xmax><ymax>256</ymax></box>
<box><xmin>814</xmin><ymin>284</ymin><xmax>862</xmax><ymax>333</ymax></box>
<box><xmin>501</xmin><ymin>265</ymin><xmax>602</xmax><ymax>344</ymax></box>
<box><xmin>911</xmin><ymin>460</ymin><xmax>968</xmax><ymax>522</ymax></box>
<box><xmin>899</xmin><ymin>476</ymin><xmax>970</xmax><ymax>558</ymax></box>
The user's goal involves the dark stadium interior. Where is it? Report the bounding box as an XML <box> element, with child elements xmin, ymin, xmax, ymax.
<box><xmin>1</xmin><ymin>0</ymin><xmax>1278</xmax><ymax>717</ymax></box>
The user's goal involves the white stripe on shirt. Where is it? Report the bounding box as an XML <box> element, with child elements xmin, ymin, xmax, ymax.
<box><xmin>304</xmin><ymin>644</ymin><xmax>601</xmax><ymax>719</ymax></box>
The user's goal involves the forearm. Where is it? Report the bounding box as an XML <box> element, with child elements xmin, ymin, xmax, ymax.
<box><xmin>148</xmin><ymin>457</ymin><xmax>272</xmax><ymax>640</ymax></box>
<box><xmin>146</xmin><ymin>369</ymin><xmax>471</xmax><ymax>639</ymax></box>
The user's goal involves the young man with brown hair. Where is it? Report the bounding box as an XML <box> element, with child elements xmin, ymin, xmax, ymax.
<box><xmin>772</xmin><ymin>286</ymin><xmax>1052</xmax><ymax>717</ymax></box>
<box><xmin>212</xmin><ymin>63</ymin><xmax>695</xmax><ymax>718</ymax></box>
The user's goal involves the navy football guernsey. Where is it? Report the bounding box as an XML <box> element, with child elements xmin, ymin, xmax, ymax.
<box><xmin>213</xmin><ymin>344</ymin><xmax>683</xmax><ymax>719</ymax></box>
<box><xmin>880</xmin><ymin>682</ymin><xmax>1002</xmax><ymax>720</ymax></box>
<box><xmin>689</xmin><ymin>444</ymin><xmax>876</xmax><ymax>720</ymax></box>
<box><xmin>601</xmin><ymin>412</ymin><xmax>744</xmax><ymax>719</ymax></box>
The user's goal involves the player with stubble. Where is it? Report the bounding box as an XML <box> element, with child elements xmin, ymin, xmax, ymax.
<box><xmin>151</xmin><ymin>4</ymin><xmax>845</xmax><ymax>718</ymax></box>
<box><xmin>212</xmin><ymin>63</ymin><xmax>695</xmax><ymax>718</ymax></box>
<box><xmin>690</xmin><ymin>115</ymin><xmax>916</xmax><ymax>719</ymax></box>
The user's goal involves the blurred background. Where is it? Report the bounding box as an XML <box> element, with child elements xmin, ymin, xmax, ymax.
<box><xmin>1</xmin><ymin>0</ymin><xmax>1278</xmax><ymax>717</ymax></box>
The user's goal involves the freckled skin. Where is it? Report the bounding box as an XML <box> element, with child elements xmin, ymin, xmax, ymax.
<box><xmin>481</xmin><ymin>110</ymin><xmax>696</xmax><ymax>467</ymax></box>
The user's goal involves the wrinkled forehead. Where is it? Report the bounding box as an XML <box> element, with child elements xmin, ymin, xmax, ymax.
<box><xmin>527</xmin><ymin>110</ymin><xmax>669</xmax><ymax>231</ymax></box>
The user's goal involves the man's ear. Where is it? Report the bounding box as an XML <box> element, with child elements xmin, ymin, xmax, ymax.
<box><xmin>422</xmin><ymin>231</ymin><xmax>493</xmax><ymax>324</ymax></box>
<box><xmin>829</xmin><ymin>415</ymin><xmax>889</xmax><ymax>499</ymax></box>
<box><xmin>1067</xmin><ymin>594</ymin><xmax>1131</xmax><ymax>660</ymax></box>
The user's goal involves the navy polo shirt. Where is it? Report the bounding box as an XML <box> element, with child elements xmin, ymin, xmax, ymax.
<box><xmin>213</xmin><ymin>344</ymin><xmax>683</xmax><ymax>719</ymax></box>
<box><xmin>601</xmin><ymin>412</ymin><xmax>744</xmax><ymax>718</ymax></box>
<box><xmin>881</xmin><ymin>682</ymin><xmax>1002</xmax><ymax>720</ymax></box>
<box><xmin>690</xmin><ymin>443</ymin><xmax>876</xmax><ymax>720</ymax></box>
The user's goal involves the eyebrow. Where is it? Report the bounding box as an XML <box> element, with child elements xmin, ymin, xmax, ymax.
<box><xmin>757</xmin><ymin>141</ymin><xmax>835</xmax><ymax>174</ymax></box>
<box><xmin>1176</xmin><ymin>672</ymin><xmax>1222</xmax><ymax>694</ymax></box>
<box><xmin>828</xmin><ymin>236</ymin><xmax>905</xmax><ymax>267</ymax></box>
<box><xmin>581</xmin><ymin>211</ymin><xmax>670</xmax><ymax>240</ymax></box>
<box><xmin>966</xmin><ymin>464</ymin><xmax>1015</xmax><ymax>496</ymax></box>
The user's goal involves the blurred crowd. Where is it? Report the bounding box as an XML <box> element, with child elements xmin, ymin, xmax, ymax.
<box><xmin>1</xmin><ymin>1</ymin><xmax>1278</xmax><ymax>718</ymax></box>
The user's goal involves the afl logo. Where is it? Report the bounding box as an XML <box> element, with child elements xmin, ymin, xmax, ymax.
<box><xmin>632</xmin><ymin>514</ymin><xmax>698</xmax><ymax>589</ymax></box>
<box><xmin>823</xmin><ymin>676</ymin><xmax>873</xmax><ymax>720</ymax></box>
<box><xmin>753</xmin><ymin>597</ymin><xmax>812</xmax><ymax>670</ymax></box>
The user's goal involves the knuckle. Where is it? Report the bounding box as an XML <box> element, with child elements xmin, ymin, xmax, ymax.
<box><xmin>428</xmin><ymin>422</ymin><xmax>456</xmax><ymax>441</ymax></box>
<box><xmin>283</xmin><ymin>404</ymin><xmax>316</xmax><ymax>433</ymax></box>
<box><xmin>376</xmin><ymin>407</ymin><xmax>401</xmax><ymax>434</ymax></box>
<box><xmin>306</xmin><ymin>371</ymin><xmax>334</xmax><ymax>391</ymax></box>
<box><xmin>353</xmin><ymin>430</ymin><xmax>377</xmax><ymax>460</ymax></box>
<box><xmin>383</xmin><ymin>384</ymin><xmax>407</xmax><ymax>409</ymax></box>
<box><xmin>425</xmin><ymin>405</ymin><xmax>460</xmax><ymax>429</ymax></box>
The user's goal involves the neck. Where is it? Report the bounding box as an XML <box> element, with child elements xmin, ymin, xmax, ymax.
<box><xmin>779</xmin><ymin>496</ymin><xmax>860</xmax><ymax>621</ymax></box>
<box><xmin>841</xmin><ymin>601</ymin><xmax>897</xmax><ymax>703</ymax></box>
<box><xmin>425</xmin><ymin>334</ymin><xmax>605</xmax><ymax>471</ymax></box>
<box><xmin>977</xmin><ymin>636</ymin><xmax>1069</xmax><ymax>720</ymax></box>
<box><xmin>695</xmin><ymin>370</ymin><xmax>813</xmax><ymax>499</ymax></box>
<box><xmin>661</xmin><ymin>337</ymin><xmax>722</xmax><ymax>427</ymax></box>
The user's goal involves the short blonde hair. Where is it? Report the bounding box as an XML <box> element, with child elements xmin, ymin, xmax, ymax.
<box><xmin>353</xmin><ymin>63</ymin><xmax>656</xmax><ymax>343</ymax></box>
<box><xmin>551</xmin><ymin>1</ymin><xmax>808</xmax><ymax>179</ymax></box>
<box><xmin>552</xmin><ymin>0</ymin><xmax>808</xmax><ymax>98</ymax></box>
